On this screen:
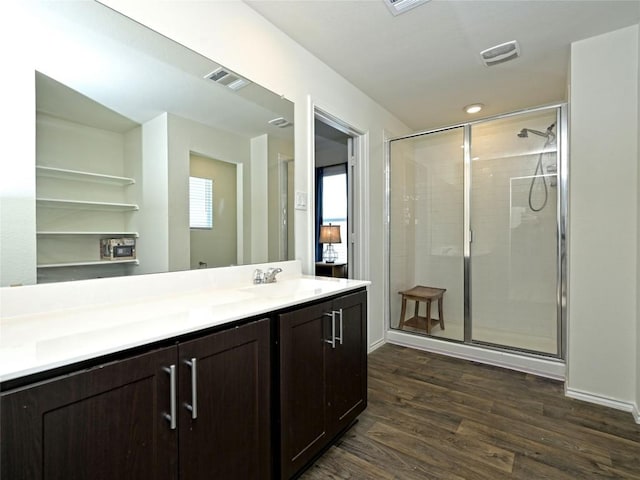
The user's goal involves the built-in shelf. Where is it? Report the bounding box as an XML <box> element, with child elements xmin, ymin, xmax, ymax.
<box><xmin>36</xmin><ymin>198</ymin><xmax>139</xmax><ymax>211</ymax></box>
<box><xmin>36</xmin><ymin>166</ymin><xmax>135</xmax><ymax>185</ymax></box>
<box><xmin>37</xmin><ymin>231</ymin><xmax>139</xmax><ymax>237</ymax></box>
<box><xmin>37</xmin><ymin>259</ymin><xmax>139</xmax><ymax>269</ymax></box>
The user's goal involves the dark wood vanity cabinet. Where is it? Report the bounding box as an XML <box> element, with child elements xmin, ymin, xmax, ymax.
<box><xmin>1</xmin><ymin>318</ymin><xmax>271</xmax><ymax>480</ymax></box>
<box><xmin>178</xmin><ymin>318</ymin><xmax>271</xmax><ymax>479</ymax></box>
<box><xmin>1</xmin><ymin>345</ymin><xmax>178</xmax><ymax>480</ymax></box>
<box><xmin>278</xmin><ymin>290</ymin><xmax>367</xmax><ymax>479</ymax></box>
<box><xmin>1</xmin><ymin>289</ymin><xmax>367</xmax><ymax>480</ymax></box>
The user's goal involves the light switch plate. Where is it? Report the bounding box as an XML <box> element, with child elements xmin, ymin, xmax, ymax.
<box><xmin>294</xmin><ymin>191</ymin><xmax>307</xmax><ymax>210</ymax></box>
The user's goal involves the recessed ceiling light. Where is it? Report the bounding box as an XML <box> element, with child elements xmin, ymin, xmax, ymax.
<box><xmin>464</xmin><ymin>103</ymin><xmax>484</xmax><ymax>114</ymax></box>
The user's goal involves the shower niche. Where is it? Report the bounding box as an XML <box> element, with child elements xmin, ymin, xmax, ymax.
<box><xmin>388</xmin><ymin>105</ymin><xmax>565</xmax><ymax>358</ymax></box>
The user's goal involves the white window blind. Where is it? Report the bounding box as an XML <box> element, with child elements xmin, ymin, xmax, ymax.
<box><xmin>189</xmin><ymin>176</ymin><xmax>213</xmax><ymax>229</ymax></box>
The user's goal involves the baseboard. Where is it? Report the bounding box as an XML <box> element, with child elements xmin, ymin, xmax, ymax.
<box><xmin>368</xmin><ymin>338</ymin><xmax>385</xmax><ymax>354</ymax></box>
<box><xmin>386</xmin><ymin>330</ymin><xmax>565</xmax><ymax>380</ymax></box>
<box><xmin>566</xmin><ymin>387</ymin><xmax>638</xmax><ymax>422</ymax></box>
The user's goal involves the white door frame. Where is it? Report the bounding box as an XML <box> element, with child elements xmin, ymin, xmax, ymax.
<box><xmin>313</xmin><ymin>107</ymin><xmax>369</xmax><ymax>280</ymax></box>
<box><xmin>278</xmin><ymin>153</ymin><xmax>294</xmax><ymax>261</ymax></box>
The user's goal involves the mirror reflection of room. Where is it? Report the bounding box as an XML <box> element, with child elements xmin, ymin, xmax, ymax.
<box><xmin>189</xmin><ymin>154</ymin><xmax>238</xmax><ymax>269</ymax></box>
<box><xmin>3</xmin><ymin>1</ymin><xmax>295</xmax><ymax>287</ymax></box>
<box><xmin>314</xmin><ymin>119</ymin><xmax>350</xmax><ymax>279</ymax></box>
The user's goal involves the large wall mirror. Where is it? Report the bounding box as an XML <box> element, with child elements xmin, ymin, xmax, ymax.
<box><xmin>2</xmin><ymin>1</ymin><xmax>294</xmax><ymax>286</ymax></box>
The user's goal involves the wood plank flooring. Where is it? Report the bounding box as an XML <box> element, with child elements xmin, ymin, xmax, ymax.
<box><xmin>300</xmin><ymin>344</ymin><xmax>640</xmax><ymax>479</ymax></box>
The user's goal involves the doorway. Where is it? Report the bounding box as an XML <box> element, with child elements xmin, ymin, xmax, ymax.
<box><xmin>189</xmin><ymin>153</ymin><xmax>239</xmax><ymax>269</ymax></box>
<box><xmin>278</xmin><ymin>154</ymin><xmax>295</xmax><ymax>261</ymax></box>
<box><xmin>313</xmin><ymin>110</ymin><xmax>362</xmax><ymax>279</ymax></box>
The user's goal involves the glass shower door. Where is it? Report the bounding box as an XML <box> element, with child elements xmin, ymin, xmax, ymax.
<box><xmin>469</xmin><ymin>110</ymin><xmax>559</xmax><ymax>354</ymax></box>
<box><xmin>389</xmin><ymin>128</ymin><xmax>465</xmax><ymax>342</ymax></box>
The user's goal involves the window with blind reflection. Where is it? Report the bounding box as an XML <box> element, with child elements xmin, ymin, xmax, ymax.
<box><xmin>189</xmin><ymin>176</ymin><xmax>213</xmax><ymax>229</ymax></box>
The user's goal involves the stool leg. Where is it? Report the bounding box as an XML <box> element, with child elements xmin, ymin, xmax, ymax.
<box><xmin>426</xmin><ymin>300</ymin><xmax>432</xmax><ymax>335</ymax></box>
<box><xmin>414</xmin><ymin>300</ymin><xmax>419</xmax><ymax>320</ymax></box>
<box><xmin>438</xmin><ymin>296</ymin><xmax>445</xmax><ymax>330</ymax></box>
<box><xmin>398</xmin><ymin>297</ymin><xmax>407</xmax><ymax>329</ymax></box>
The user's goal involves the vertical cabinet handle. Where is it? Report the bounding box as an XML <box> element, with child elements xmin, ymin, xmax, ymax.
<box><xmin>335</xmin><ymin>309</ymin><xmax>343</xmax><ymax>345</ymax></box>
<box><xmin>324</xmin><ymin>312</ymin><xmax>336</xmax><ymax>349</ymax></box>
<box><xmin>184</xmin><ymin>358</ymin><xmax>198</xmax><ymax>419</ymax></box>
<box><xmin>163</xmin><ymin>364</ymin><xmax>177</xmax><ymax>430</ymax></box>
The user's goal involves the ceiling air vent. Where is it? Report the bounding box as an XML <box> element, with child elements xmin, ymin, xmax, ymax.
<box><xmin>205</xmin><ymin>67</ymin><xmax>250</xmax><ymax>91</ymax></box>
<box><xmin>383</xmin><ymin>0</ymin><xmax>431</xmax><ymax>16</ymax></box>
<box><xmin>480</xmin><ymin>40</ymin><xmax>520</xmax><ymax>67</ymax></box>
<box><xmin>268</xmin><ymin>117</ymin><xmax>292</xmax><ymax>128</ymax></box>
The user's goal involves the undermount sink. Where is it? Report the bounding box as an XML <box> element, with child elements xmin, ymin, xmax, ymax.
<box><xmin>240</xmin><ymin>277</ymin><xmax>332</xmax><ymax>298</ymax></box>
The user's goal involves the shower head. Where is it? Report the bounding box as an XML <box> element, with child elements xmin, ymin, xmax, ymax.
<box><xmin>517</xmin><ymin>123</ymin><xmax>556</xmax><ymax>142</ymax></box>
<box><xmin>518</xmin><ymin>128</ymin><xmax>547</xmax><ymax>138</ymax></box>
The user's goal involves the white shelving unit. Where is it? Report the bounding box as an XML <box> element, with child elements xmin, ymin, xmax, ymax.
<box><xmin>35</xmin><ymin>99</ymin><xmax>142</xmax><ymax>282</ymax></box>
<box><xmin>36</xmin><ymin>165</ymin><xmax>138</xmax><ymax>275</ymax></box>
<box><xmin>36</xmin><ymin>198</ymin><xmax>139</xmax><ymax>211</ymax></box>
<box><xmin>36</xmin><ymin>166</ymin><xmax>135</xmax><ymax>185</ymax></box>
<box><xmin>37</xmin><ymin>231</ymin><xmax>139</xmax><ymax>237</ymax></box>
<box><xmin>37</xmin><ymin>259</ymin><xmax>139</xmax><ymax>269</ymax></box>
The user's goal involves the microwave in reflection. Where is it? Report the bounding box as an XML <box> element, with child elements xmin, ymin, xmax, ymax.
<box><xmin>100</xmin><ymin>238</ymin><xmax>136</xmax><ymax>260</ymax></box>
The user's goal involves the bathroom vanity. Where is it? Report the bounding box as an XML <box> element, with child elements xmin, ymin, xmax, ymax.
<box><xmin>0</xmin><ymin>262</ymin><xmax>369</xmax><ymax>479</ymax></box>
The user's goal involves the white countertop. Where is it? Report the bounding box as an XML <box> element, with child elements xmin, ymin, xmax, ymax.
<box><xmin>0</xmin><ymin>273</ymin><xmax>369</xmax><ymax>383</ymax></box>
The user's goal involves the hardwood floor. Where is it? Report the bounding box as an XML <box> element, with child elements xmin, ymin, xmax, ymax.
<box><xmin>300</xmin><ymin>344</ymin><xmax>640</xmax><ymax>479</ymax></box>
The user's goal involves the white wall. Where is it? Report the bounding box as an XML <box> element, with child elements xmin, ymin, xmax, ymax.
<box><xmin>0</xmin><ymin>4</ymin><xmax>36</xmax><ymax>287</ymax></box>
<box><xmin>637</xmin><ymin>22</ymin><xmax>640</xmax><ymax>422</ymax></box>
<box><xmin>166</xmin><ymin>114</ymin><xmax>253</xmax><ymax>269</ymax></box>
<box><xmin>568</xmin><ymin>25</ymin><xmax>639</xmax><ymax>410</ymax></box>
<box><xmin>250</xmin><ymin>134</ymin><xmax>269</xmax><ymax>263</ymax></box>
<box><xmin>99</xmin><ymin>0</ymin><xmax>411</xmax><ymax>350</ymax></box>
<box><xmin>138</xmin><ymin>114</ymin><xmax>170</xmax><ymax>274</ymax></box>
<box><xmin>267</xmin><ymin>136</ymin><xmax>294</xmax><ymax>262</ymax></box>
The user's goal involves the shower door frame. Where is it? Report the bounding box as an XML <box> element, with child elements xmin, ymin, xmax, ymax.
<box><xmin>386</xmin><ymin>103</ymin><xmax>568</xmax><ymax>360</ymax></box>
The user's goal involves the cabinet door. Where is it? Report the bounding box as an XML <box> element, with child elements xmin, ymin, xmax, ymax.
<box><xmin>1</xmin><ymin>346</ymin><xmax>178</xmax><ymax>480</ymax></box>
<box><xmin>279</xmin><ymin>301</ymin><xmax>331</xmax><ymax>480</ymax></box>
<box><xmin>178</xmin><ymin>319</ymin><xmax>271</xmax><ymax>480</ymax></box>
<box><xmin>327</xmin><ymin>290</ymin><xmax>368</xmax><ymax>436</ymax></box>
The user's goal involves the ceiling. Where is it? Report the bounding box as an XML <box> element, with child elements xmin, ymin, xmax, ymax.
<box><xmin>245</xmin><ymin>0</ymin><xmax>640</xmax><ymax>131</ymax></box>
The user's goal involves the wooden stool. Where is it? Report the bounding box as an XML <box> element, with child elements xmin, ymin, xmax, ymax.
<box><xmin>398</xmin><ymin>286</ymin><xmax>446</xmax><ymax>334</ymax></box>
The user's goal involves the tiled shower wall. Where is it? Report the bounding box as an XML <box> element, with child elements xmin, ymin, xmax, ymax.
<box><xmin>389</xmin><ymin>137</ymin><xmax>417</xmax><ymax>327</ymax></box>
<box><xmin>390</xmin><ymin>128</ymin><xmax>465</xmax><ymax>339</ymax></box>
<box><xmin>389</xmin><ymin>109</ymin><xmax>559</xmax><ymax>354</ymax></box>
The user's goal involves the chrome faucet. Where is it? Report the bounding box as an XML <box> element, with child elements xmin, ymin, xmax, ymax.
<box><xmin>264</xmin><ymin>267</ymin><xmax>283</xmax><ymax>283</ymax></box>
<box><xmin>253</xmin><ymin>269</ymin><xmax>265</xmax><ymax>284</ymax></box>
<box><xmin>253</xmin><ymin>267</ymin><xmax>283</xmax><ymax>284</ymax></box>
